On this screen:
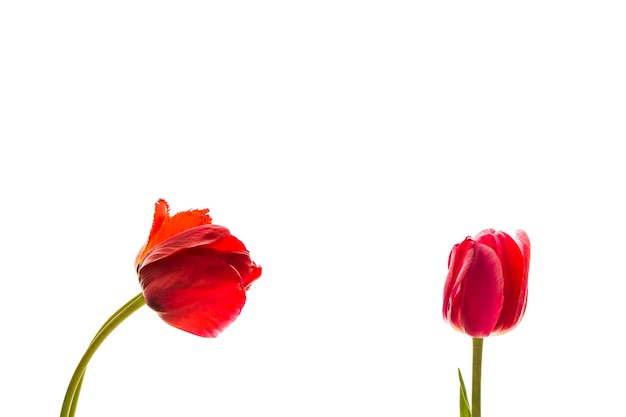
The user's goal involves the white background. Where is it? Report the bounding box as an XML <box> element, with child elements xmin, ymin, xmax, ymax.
<box><xmin>1</xmin><ymin>2</ymin><xmax>625</xmax><ymax>416</ymax></box>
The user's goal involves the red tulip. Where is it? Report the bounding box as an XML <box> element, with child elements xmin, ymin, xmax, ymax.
<box><xmin>136</xmin><ymin>199</ymin><xmax>261</xmax><ymax>337</ymax></box>
<box><xmin>442</xmin><ymin>229</ymin><xmax>530</xmax><ymax>338</ymax></box>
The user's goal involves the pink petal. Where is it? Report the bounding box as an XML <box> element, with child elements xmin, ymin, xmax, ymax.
<box><xmin>443</xmin><ymin>238</ymin><xmax>473</xmax><ymax>321</ymax></box>
<box><xmin>513</xmin><ymin>230</ymin><xmax>531</xmax><ymax>323</ymax></box>
<box><xmin>488</xmin><ymin>231</ymin><xmax>525</xmax><ymax>334</ymax></box>
<box><xmin>458</xmin><ymin>242</ymin><xmax>504</xmax><ymax>337</ymax></box>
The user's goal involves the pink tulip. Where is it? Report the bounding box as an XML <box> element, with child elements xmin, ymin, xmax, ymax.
<box><xmin>443</xmin><ymin>229</ymin><xmax>530</xmax><ymax>337</ymax></box>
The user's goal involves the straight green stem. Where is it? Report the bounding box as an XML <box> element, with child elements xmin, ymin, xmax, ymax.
<box><xmin>60</xmin><ymin>292</ymin><xmax>146</xmax><ymax>417</ymax></box>
<box><xmin>472</xmin><ymin>338</ymin><xmax>484</xmax><ymax>417</ymax></box>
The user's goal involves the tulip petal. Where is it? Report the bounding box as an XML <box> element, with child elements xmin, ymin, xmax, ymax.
<box><xmin>136</xmin><ymin>200</ymin><xmax>213</xmax><ymax>265</ymax></box>
<box><xmin>458</xmin><ymin>243</ymin><xmax>504</xmax><ymax>337</ymax></box>
<box><xmin>513</xmin><ymin>230</ymin><xmax>531</xmax><ymax>323</ymax></box>
<box><xmin>206</xmin><ymin>234</ymin><xmax>249</xmax><ymax>252</ymax></box>
<box><xmin>210</xmin><ymin>249</ymin><xmax>262</xmax><ymax>289</ymax></box>
<box><xmin>487</xmin><ymin>231</ymin><xmax>526</xmax><ymax>334</ymax></box>
<box><xmin>139</xmin><ymin>225</ymin><xmax>231</xmax><ymax>269</ymax></box>
<box><xmin>147</xmin><ymin>199</ymin><xmax>170</xmax><ymax>246</ymax></box>
<box><xmin>139</xmin><ymin>247</ymin><xmax>248</xmax><ymax>337</ymax></box>
<box><xmin>444</xmin><ymin>246</ymin><xmax>475</xmax><ymax>334</ymax></box>
<box><xmin>443</xmin><ymin>238</ymin><xmax>473</xmax><ymax>322</ymax></box>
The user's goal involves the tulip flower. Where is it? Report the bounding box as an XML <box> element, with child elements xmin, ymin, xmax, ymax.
<box><xmin>442</xmin><ymin>229</ymin><xmax>530</xmax><ymax>338</ymax></box>
<box><xmin>442</xmin><ymin>229</ymin><xmax>530</xmax><ymax>417</ymax></box>
<box><xmin>136</xmin><ymin>199</ymin><xmax>262</xmax><ymax>337</ymax></box>
<box><xmin>61</xmin><ymin>199</ymin><xmax>261</xmax><ymax>417</ymax></box>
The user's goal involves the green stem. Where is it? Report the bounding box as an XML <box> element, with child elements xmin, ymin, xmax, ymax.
<box><xmin>68</xmin><ymin>375</ymin><xmax>83</xmax><ymax>417</ymax></box>
<box><xmin>69</xmin><ymin>294</ymin><xmax>142</xmax><ymax>414</ymax></box>
<box><xmin>60</xmin><ymin>292</ymin><xmax>146</xmax><ymax>417</ymax></box>
<box><xmin>472</xmin><ymin>338</ymin><xmax>484</xmax><ymax>417</ymax></box>
<box><xmin>69</xmin><ymin>293</ymin><xmax>149</xmax><ymax>415</ymax></box>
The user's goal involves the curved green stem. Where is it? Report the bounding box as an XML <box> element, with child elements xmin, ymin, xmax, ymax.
<box><xmin>60</xmin><ymin>292</ymin><xmax>146</xmax><ymax>417</ymax></box>
<box><xmin>472</xmin><ymin>338</ymin><xmax>484</xmax><ymax>417</ymax></box>
<box><xmin>69</xmin><ymin>293</ymin><xmax>149</xmax><ymax>414</ymax></box>
<box><xmin>68</xmin><ymin>374</ymin><xmax>83</xmax><ymax>417</ymax></box>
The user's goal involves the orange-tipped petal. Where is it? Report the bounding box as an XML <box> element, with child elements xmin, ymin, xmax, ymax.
<box><xmin>136</xmin><ymin>199</ymin><xmax>213</xmax><ymax>266</ymax></box>
<box><xmin>148</xmin><ymin>199</ymin><xmax>170</xmax><ymax>244</ymax></box>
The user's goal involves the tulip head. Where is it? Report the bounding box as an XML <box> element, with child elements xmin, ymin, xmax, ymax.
<box><xmin>136</xmin><ymin>199</ymin><xmax>261</xmax><ymax>337</ymax></box>
<box><xmin>442</xmin><ymin>229</ymin><xmax>530</xmax><ymax>338</ymax></box>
